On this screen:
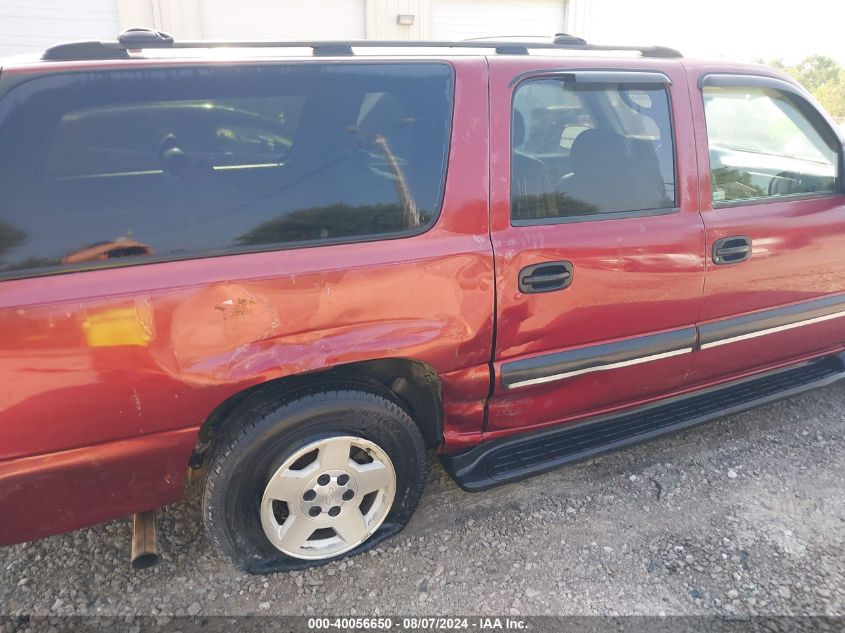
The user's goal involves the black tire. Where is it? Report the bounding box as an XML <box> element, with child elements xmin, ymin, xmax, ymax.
<box><xmin>201</xmin><ymin>382</ymin><xmax>427</xmax><ymax>573</ymax></box>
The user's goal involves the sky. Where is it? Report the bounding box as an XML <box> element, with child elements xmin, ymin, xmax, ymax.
<box><xmin>587</xmin><ymin>0</ymin><xmax>845</xmax><ymax>66</ymax></box>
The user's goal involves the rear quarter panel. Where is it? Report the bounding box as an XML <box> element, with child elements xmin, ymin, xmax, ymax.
<box><xmin>0</xmin><ymin>56</ymin><xmax>493</xmax><ymax>545</ymax></box>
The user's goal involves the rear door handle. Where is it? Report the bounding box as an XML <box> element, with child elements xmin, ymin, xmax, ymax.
<box><xmin>518</xmin><ymin>261</ymin><xmax>574</xmax><ymax>293</ymax></box>
<box><xmin>713</xmin><ymin>236</ymin><xmax>751</xmax><ymax>265</ymax></box>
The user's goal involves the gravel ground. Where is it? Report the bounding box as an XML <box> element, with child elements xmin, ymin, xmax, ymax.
<box><xmin>1</xmin><ymin>385</ymin><xmax>844</xmax><ymax>618</ymax></box>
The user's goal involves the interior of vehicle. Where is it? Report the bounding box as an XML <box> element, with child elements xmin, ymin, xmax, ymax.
<box><xmin>703</xmin><ymin>86</ymin><xmax>839</xmax><ymax>203</ymax></box>
<box><xmin>511</xmin><ymin>79</ymin><xmax>675</xmax><ymax>221</ymax></box>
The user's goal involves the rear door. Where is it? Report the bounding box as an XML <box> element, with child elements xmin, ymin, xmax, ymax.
<box><xmin>686</xmin><ymin>70</ymin><xmax>845</xmax><ymax>386</ymax></box>
<box><xmin>486</xmin><ymin>57</ymin><xmax>705</xmax><ymax>437</ymax></box>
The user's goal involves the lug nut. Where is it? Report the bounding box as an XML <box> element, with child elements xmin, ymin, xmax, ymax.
<box><xmin>317</xmin><ymin>474</ymin><xmax>331</xmax><ymax>486</ymax></box>
<box><xmin>309</xmin><ymin>507</ymin><xmax>322</xmax><ymax>517</ymax></box>
<box><xmin>337</xmin><ymin>474</ymin><xmax>350</xmax><ymax>485</ymax></box>
<box><xmin>303</xmin><ymin>490</ymin><xmax>317</xmax><ymax>501</ymax></box>
<box><xmin>328</xmin><ymin>506</ymin><xmax>341</xmax><ymax>517</ymax></box>
<box><xmin>342</xmin><ymin>490</ymin><xmax>355</xmax><ymax>501</ymax></box>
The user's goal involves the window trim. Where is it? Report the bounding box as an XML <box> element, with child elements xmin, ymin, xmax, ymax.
<box><xmin>700</xmin><ymin>72</ymin><xmax>844</xmax><ymax>210</ymax></box>
<box><xmin>0</xmin><ymin>60</ymin><xmax>456</xmax><ymax>282</ymax></box>
<box><xmin>706</xmin><ymin>191</ymin><xmax>843</xmax><ymax>210</ymax></box>
<box><xmin>508</xmin><ymin>70</ymin><xmax>680</xmax><ymax>227</ymax></box>
<box><xmin>511</xmin><ymin>206</ymin><xmax>678</xmax><ymax>227</ymax></box>
<box><xmin>509</xmin><ymin>69</ymin><xmax>673</xmax><ymax>88</ymax></box>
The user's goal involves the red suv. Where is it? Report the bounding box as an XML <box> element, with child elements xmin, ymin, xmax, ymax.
<box><xmin>1</xmin><ymin>30</ymin><xmax>843</xmax><ymax>572</ymax></box>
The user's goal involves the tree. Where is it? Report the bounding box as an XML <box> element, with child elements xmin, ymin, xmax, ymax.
<box><xmin>815</xmin><ymin>70</ymin><xmax>845</xmax><ymax>119</ymax></box>
<box><xmin>791</xmin><ymin>55</ymin><xmax>841</xmax><ymax>92</ymax></box>
<box><xmin>761</xmin><ymin>55</ymin><xmax>845</xmax><ymax>123</ymax></box>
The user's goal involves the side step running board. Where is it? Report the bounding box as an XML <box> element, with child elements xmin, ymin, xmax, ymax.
<box><xmin>442</xmin><ymin>354</ymin><xmax>845</xmax><ymax>492</ymax></box>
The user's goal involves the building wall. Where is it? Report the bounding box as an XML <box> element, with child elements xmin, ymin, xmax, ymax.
<box><xmin>431</xmin><ymin>0</ymin><xmax>566</xmax><ymax>40</ymax></box>
<box><xmin>0</xmin><ymin>0</ymin><xmax>570</xmax><ymax>57</ymax></box>
<box><xmin>565</xmin><ymin>0</ymin><xmax>678</xmax><ymax>46</ymax></box>
<box><xmin>198</xmin><ymin>0</ymin><xmax>368</xmax><ymax>40</ymax></box>
<box><xmin>564</xmin><ymin>0</ymin><xmax>593</xmax><ymax>40</ymax></box>
<box><xmin>366</xmin><ymin>0</ymin><xmax>432</xmax><ymax>39</ymax></box>
<box><xmin>0</xmin><ymin>0</ymin><xmax>120</xmax><ymax>56</ymax></box>
<box><xmin>117</xmin><ymin>0</ymin><xmax>201</xmax><ymax>38</ymax></box>
<box><xmin>117</xmin><ymin>0</ymin><xmax>564</xmax><ymax>41</ymax></box>
<box><xmin>117</xmin><ymin>0</ymin><xmax>428</xmax><ymax>39</ymax></box>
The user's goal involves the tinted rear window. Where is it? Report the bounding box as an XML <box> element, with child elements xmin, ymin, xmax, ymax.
<box><xmin>0</xmin><ymin>63</ymin><xmax>453</xmax><ymax>278</ymax></box>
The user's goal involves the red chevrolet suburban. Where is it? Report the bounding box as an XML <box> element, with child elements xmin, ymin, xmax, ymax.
<box><xmin>1</xmin><ymin>30</ymin><xmax>843</xmax><ymax>573</ymax></box>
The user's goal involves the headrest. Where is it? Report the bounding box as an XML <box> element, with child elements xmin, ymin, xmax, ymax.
<box><xmin>571</xmin><ymin>128</ymin><xmax>627</xmax><ymax>163</ymax></box>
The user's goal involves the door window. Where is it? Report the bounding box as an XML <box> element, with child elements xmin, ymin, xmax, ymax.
<box><xmin>511</xmin><ymin>78</ymin><xmax>676</xmax><ymax>222</ymax></box>
<box><xmin>703</xmin><ymin>86</ymin><xmax>839</xmax><ymax>203</ymax></box>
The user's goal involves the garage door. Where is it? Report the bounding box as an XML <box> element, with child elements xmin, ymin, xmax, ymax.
<box><xmin>0</xmin><ymin>0</ymin><xmax>119</xmax><ymax>57</ymax></box>
<box><xmin>432</xmin><ymin>0</ymin><xmax>566</xmax><ymax>41</ymax></box>
<box><xmin>200</xmin><ymin>0</ymin><xmax>366</xmax><ymax>40</ymax></box>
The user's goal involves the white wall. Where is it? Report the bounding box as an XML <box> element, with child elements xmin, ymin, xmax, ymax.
<box><xmin>200</xmin><ymin>0</ymin><xmax>366</xmax><ymax>40</ymax></box>
<box><xmin>431</xmin><ymin>0</ymin><xmax>566</xmax><ymax>41</ymax></box>
<box><xmin>117</xmin><ymin>0</ymin><xmax>201</xmax><ymax>38</ymax></box>
<box><xmin>121</xmin><ymin>0</ymin><xmax>567</xmax><ymax>43</ymax></box>
<box><xmin>366</xmin><ymin>0</ymin><xmax>431</xmax><ymax>40</ymax></box>
<box><xmin>0</xmin><ymin>0</ymin><xmax>120</xmax><ymax>57</ymax></box>
<box><xmin>1</xmin><ymin>0</ymin><xmax>578</xmax><ymax>57</ymax></box>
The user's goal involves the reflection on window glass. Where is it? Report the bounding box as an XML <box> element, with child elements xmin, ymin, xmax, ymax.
<box><xmin>46</xmin><ymin>97</ymin><xmax>304</xmax><ymax>178</ymax></box>
<box><xmin>0</xmin><ymin>63</ymin><xmax>453</xmax><ymax>277</ymax></box>
<box><xmin>703</xmin><ymin>86</ymin><xmax>838</xmax><ymax>203</ymax></box>
<box><xmin>511</xmin><ymin>79</ymin><xmax>675</xmax><ymax>221</ymax></box>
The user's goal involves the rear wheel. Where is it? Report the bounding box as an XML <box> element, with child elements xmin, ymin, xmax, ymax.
<box><xmin>260</xmin><ymin>435</ymin><xmax>397</xmax><ymax>560</ymax></box>
<box><xmin>202</xmin><ymin>385</ymin><xmax>427</xmax><ymax>573</ymax></box>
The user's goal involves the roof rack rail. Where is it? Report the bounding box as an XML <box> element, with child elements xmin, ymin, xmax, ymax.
<box><xmin>41</xmin><ymin>28</ymin><xmax>682</xmax><ymax>62</ymax></box>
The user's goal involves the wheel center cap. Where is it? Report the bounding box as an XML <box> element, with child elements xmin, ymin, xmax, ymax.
<box><xmin>300</xmin><ymin>469</ymin><xmax>358</xmax><ymax>521</ymax></box>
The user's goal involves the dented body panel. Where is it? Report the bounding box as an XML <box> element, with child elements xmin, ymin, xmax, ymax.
<box><xmin>0</xmin><ymin>57</ymin><xmax>493</xmax><ymax>545</ymax></box>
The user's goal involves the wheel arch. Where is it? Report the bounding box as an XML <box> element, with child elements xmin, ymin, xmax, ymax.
<box><xmin>191</xmin><ymin>357</ymin><xmax>444</xmax><ymax>467</ymax></box>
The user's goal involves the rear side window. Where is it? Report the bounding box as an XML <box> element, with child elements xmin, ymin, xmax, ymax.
<box><xmin>703</xmin><ymin>86</ymin><xmax>839</xmax><ymax>204</ymax></box>
<box><xmin>511</xmin><ymin>77</ymin><xmax>676</xmax><ymax>222</ymax></box>
<box><xmin>0</xmin><ymin>63</ymin><xmax>453</xmax><ymax>278</ymax></box>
